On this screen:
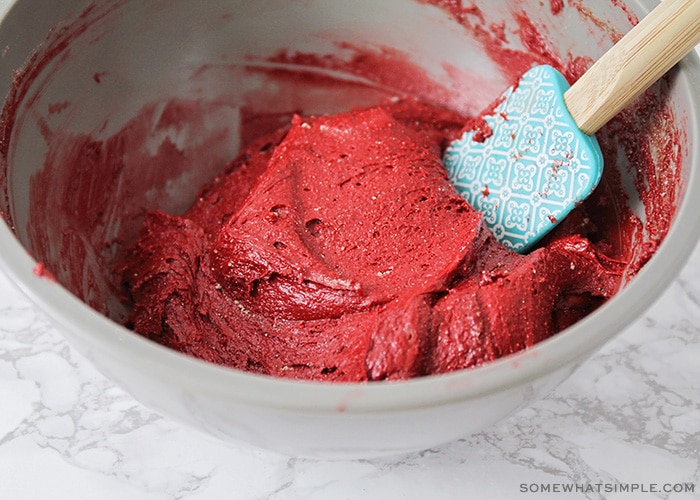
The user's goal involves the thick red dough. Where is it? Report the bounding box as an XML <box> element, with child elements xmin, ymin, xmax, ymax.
<box><xmin>122</xmin><ymin>98</ymin><xmax>624</xmax><ymax>382</ymax></box>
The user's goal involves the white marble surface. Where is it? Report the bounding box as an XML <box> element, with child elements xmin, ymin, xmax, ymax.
<box><xmin>2</xmin><ymin>244</ymin><xmax>699</xmax><ymax>500</ymax></box>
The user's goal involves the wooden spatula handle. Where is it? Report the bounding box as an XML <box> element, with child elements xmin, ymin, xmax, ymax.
<box><xmin>564</xmin><ymin>0</ymin><xmax>700</xmax><ymax>135</ymax></box>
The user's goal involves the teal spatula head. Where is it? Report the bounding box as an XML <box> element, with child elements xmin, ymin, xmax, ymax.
<box><xmin>443</xmin><ymin>65</ymin><xmax>603</xmax><ymax>253</ymax></box>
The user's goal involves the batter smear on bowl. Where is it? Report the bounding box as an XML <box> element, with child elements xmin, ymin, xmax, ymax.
<box><xmin>122</xmin><ymin>98</ymin><xmax>625</xmax><ymax>382</ymax></box>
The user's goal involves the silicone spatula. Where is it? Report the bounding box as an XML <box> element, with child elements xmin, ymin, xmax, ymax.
<box><xmin>443</xmin><ymin>0</ymin><xmax>700</xmax><ymax>253</ymax></box>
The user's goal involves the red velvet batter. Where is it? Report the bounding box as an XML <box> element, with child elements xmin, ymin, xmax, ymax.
<box><xmin>0</xmin><ymin>1</ymin><xmax>684</xmax><ymax>383</ymax></box>
<box><xmin>122</xmin><ymin>99</ymin><xmax>625</xmax><ymax>381</ymax></box>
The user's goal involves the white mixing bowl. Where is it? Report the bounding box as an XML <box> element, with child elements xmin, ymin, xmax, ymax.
<box><xmin>0</xmin><ymin>0</ymin><xmax>698</xmax><ymax>458</ymax></box>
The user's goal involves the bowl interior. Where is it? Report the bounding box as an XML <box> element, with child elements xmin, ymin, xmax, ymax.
<box><xmin>0</xmin><ymin>0</ymin><xmax>696</xmax><ymax>362</ymax></box>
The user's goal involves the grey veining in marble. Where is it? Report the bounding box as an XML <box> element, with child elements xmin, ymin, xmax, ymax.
<box><xmin>2</xmin><ymin>237</ymin><xmax>699</xmax><ymax>499</ymax></box>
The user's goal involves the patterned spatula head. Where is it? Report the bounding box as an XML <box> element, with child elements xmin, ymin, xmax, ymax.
<box><xmin>443</xmin><ymin>65</ymin><xmax>603</xmax><ymax>253</ymax></box>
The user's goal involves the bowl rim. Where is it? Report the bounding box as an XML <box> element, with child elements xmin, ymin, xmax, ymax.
<box><xmin>1</xmin><ymin>0</ymin><xmax>699</xmax><ymax>415</ymax></box>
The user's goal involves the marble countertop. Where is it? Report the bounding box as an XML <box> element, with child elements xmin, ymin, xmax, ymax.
<box><xmin>3</xmin><ymin>244</ymin><xmax>700</xmax><ymax>500</ymax></box>
<box><xmin>1</xmin><ymin>1</ymin><xmax>700</xmax><ymax>498</ymax></box>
